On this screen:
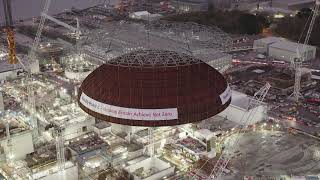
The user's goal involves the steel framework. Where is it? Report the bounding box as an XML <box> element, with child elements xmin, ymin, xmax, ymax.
<box><xmin>55</xmin><ymin>127</ymin><xmax>66</xmax><ymax>177</ymax></box>
<box><xmin>23</xmin><ymin>0</ymin><xmax>52</xmax><ymax>142</ymax></box>
<box><xmin>290</xmin><ymin>0</ymin><xmax>319</xmax><ymax>102</ymax></box>
<box><xmin>210</xmin><ymin>82</ymin><xmax>271</xmax><ymax>179</ymax></box>
<box><xmin>190</xmin><ymin>83</ymin><xmax>271</xmax><ymax>179</ymax></box>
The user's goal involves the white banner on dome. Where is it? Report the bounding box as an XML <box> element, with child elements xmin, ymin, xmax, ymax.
<box><xmin>80</xmin><ymin>92</ymin><xmax>178</xmax><ymax>121</ymax></box>
<box><xmin>220</xmin><ymin>85</ymin><xmax>232</xmax><ymax>105</ymax></box>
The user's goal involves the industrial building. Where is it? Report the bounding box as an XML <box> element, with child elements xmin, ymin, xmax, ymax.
<box><xmin>271</xmin><ymin>0</ymin><xmax>316</xmax><ymax>10</ymax></box>
<box><xmin>171</xmin><ymin>0</ymin><xmax>209</xmax><ymax>12</ymax></box>
<box><xmin>0</xmin><ymin>60</ymin><xmax>23</xmax><ymax>81</ymax></box>
<box><xmin>253</xmin><ymin>37</ymin><xmax>284</xmax><ymax>54</ymax></box>
<box><xmin>125</xmin><ymin>157</ymin><xmax>175</xmax><ymax>180</ymax></box>
<box><xmin>129</xmin><ymin>11</ymin><xmax>163</xmax><ymax>21</ymax></box>
<box><xmin>269</xmin><ymin>40</ymin><xmax>317</xmax><ymax>62</ymax></box>
<box><xmin>219</xmin><ymin>91</ymin><xmax>267</xmax><ymax>125</ymax></box>
<box><xmin>208</xmin><ymin>0</ymin><xmax>232</xmax><ymax>9</ymax></box>
<box><xmin>253</xmin><ymin>37</ymin><xmax>317</xmax><ymax>62</ymax></box>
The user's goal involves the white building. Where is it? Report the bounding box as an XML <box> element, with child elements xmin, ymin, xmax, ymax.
<box><xmin>0</xmin><ymin>130</ymin><xmax>34</xmax><ymax>160</ymax></box>
<box><xmin>272</xmin><ymin>0</ymin><xmax>316</xmax><ymax>10</ymax></box>
<box><xmin>125</xmin><ymin>157</ymin><xmax>175</xmax><ymax>180</ymax></box>
<box><xmin>253</xmin><ymin>37</ymin><xmax>317</xmax><ymax>62</ymax></box>
<box><xmin>0</xmin><ymin>92</ymin><xmax>4</xmax><ymax>112</ymax></box>
<box><xmin>269</xmin><ymin>40</ymin><xmax>317</xmax><ymax>62</ymax></box>
<box><xmin>171</xmin><ymin>0</ymin><xmax>209</xmax><ymax>12</ymax></box>
<box><xmin>253</xmin><ymin>37</ymin><xmax>284</xmax><ymax>54</ymax></box>
<box><xmin>219</xmin><ymin>91</ymin><xmax>267</xmax><ymax>125</ymax></box>
<box><xmin>129</xmin><ymin>11</ymin><xmax>163</xmax><ymax>21</ymax></box>
<box><xmin>32</xmin><ymin>161</ymin><xmax>78</xmax><ymax>180</ymax></box>
<box><xmin>0</xmin><ymin>60</ymin><xmax>23</xmax><ymax>81</ymax></box>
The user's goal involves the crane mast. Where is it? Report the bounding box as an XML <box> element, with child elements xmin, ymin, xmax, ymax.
<box><xmin>291</xmin><ymin>0</ymin><xmax>320</xmax><ymax>102</ymax></box>
<box><xmin>209</xmin><ymin>83</ymin><xmax>271</xmax><ymax>179</ymax></box>
<box><xmin>24</xmin><ymin>0</ymin><xmax>52</xmax><ymax>142</ymax></box>
<box><xmin>2</xmin><ymin>0</ymin><xmax>17</xmax><ymax>64</ymax></box>
<box><xmin>56</xmin><ymin>127</ymin><xmax>66</xmax><ymax>176</ymax></box>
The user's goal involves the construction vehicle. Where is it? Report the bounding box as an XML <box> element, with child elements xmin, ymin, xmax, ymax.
<box><xmin>2</xmin><ymin>0</ymin><xmax>17</xmax><ymax>64</ymax></box>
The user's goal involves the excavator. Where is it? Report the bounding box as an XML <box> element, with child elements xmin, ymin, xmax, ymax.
<box><xmin>2</xmin><ymin>0</ymin><xmax>17</xmax><ymax>64</ymax></box>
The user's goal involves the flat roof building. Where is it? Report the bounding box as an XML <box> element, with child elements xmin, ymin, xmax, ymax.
<box><xmin>219</xmin><ymin>90</ymin><xmax>267</xmax><ymax>125</ymax></box>
<box><xmin>125</xmin><ymin>157</ymin><xmax>175</xmax><ymax>180</ymax></box>
<box><xmin>272</xmin><ymin>0</ymin><xmax>316</xmax><ymax>10</ymax></box>
<box><xmin>269</xmin><ymin>40</ymin><xmax>317</xmax><ymax>62</ymax></box>
<box><xmin>171</xmin><ymin>0</ymin><xmax>209</xmax><ymax>12</ymax></box>
<box><xmin>253</xmin><ymin>37</ymin><xmax>317</xmax><ymax>62</ymax></box>
<box><xmin>0</xmin><ymin>60</ymin><xmax>23</xmax><ymax>81</ymax></box>
<box><xmin>253</xmin><ymin>37</ymin><xmax>284</xmax><ymax>54</ymax></box>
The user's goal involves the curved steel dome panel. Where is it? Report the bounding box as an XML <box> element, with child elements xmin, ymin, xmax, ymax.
<box><xmin>78</xmin><ymin>50</ymin><xmax>231</xmax><ymax>126</ymax></box>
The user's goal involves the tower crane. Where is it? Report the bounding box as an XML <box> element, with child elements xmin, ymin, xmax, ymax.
<box><xmin>191</xmin><ymin>82</ymin><xmax>271</xmax><ymax>179</ymax></box>
<box><xmin>290</xmin><ymin>0</ymin><xmax>320</xmax><ymax>102</ymax></box>
<box><xmin>22</xmin><ymin>0</ymin><xmax>52</xmax><ymax>142</ymax></box>
<box><xmin>210</xmin><ymin>82</ymin><xmax>271</xmax><ymax>179</ymax></box>
<box><xmin>41</xmin><ymin>13</ymin><xmax>82</xmax><ymax>56</ymax></box>
<box><xmin>2</xmin><ymin>0</ymin><xmax>17</xmax><ymax>64</ymax></box>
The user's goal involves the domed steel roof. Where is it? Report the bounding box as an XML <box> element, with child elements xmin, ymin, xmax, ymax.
<box><xmin>106</xmin><ymin>49</ymin><xmax>201</xmax><ymax>67</ymax></box>
<box><xmin>78</xmin><ymin>50</ymin><xmax>231</xmax><ymax>126</ymax></box>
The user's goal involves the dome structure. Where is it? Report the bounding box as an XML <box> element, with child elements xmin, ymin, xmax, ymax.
<box><xmin>78</xmin><ymin>50</ymin><xmax>231</xmax><ymax>126</ymax></box>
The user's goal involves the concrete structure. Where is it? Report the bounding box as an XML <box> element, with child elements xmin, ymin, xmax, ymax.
<box><xmin>32</xmin><ymin>161</ymin><xmax>78</xmax><ymax>180</ymax></box>
<box><xmin>253</xmin><ymin>37</ymin><xmax>317</xmax><ymax>62</ymax></box>
<box><xmin>219</xmin><ymin>91</ymin><xmax>267</xmax><ymax>125</ymax></box>
<box><xmin>125</xmin><ymin>157</ymin><xmax>175</xmax><ymax>180</ymax></box>
<box><xmin>272</xmin><ymin>0</ymin><xmax>316</xmax><ymax>10</ymax></box>
<box><xmin>171</xmin><ymin>0</ymin><xmax>209</xmax><ymax>12</ymax></box>
<box><xmin>0</xmin><ymin>130</ymin><xmax>34</xmax><ymax>160</ymax></box>
<box><xmin>92</xmin><ymin>122</ymin><xmax>111</xmax><ymax>135</ymax></box>
<box><xmin>0</xmin><ymin>92</ymin><xmax>4</xmax><ymax>112</ymax></box>
<box><xmin>269</xmin><ymin>41</ymin><xmax>317</xmax><ymax>62</ymax></box>
<box><xmin>0</xmin><ymin>60</ymin><xmax>23</xmax><ymax>81</ymax></box>
<box><xmin>253</xmin><ymin>37</ymin><xmax>284</xmax><ymax>54</ymax></box>
<box><xmin>129</xmin><ymin>11</ymin><xmax>163</xmax><ymax>21</ymax></box>
<box><xmin>64</xmin><ymin>70</ymin><xmax>91</xmax><ymax>81</ymax></box>
<box><xmin>209</xmin><ymin>0</ymin><xmax>232</xmax><ymax>9</ymax></box>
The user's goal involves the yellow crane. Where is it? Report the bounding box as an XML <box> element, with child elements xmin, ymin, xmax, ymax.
<box><xmin>2</xmin><ymin>0</ymin><xmax>17</xmax><ymax>64</ymax></box>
